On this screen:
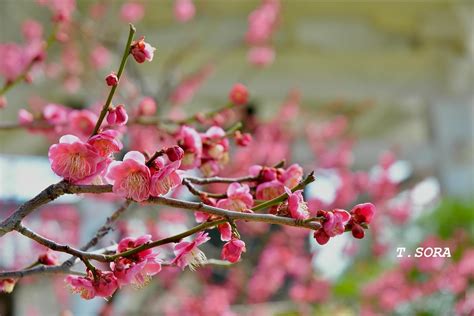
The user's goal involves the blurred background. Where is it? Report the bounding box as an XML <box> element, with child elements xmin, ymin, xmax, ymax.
<box><xmin>0</xmin><ymin>0</ymin><xmax>473</xmax><ymax>315</ymax></box>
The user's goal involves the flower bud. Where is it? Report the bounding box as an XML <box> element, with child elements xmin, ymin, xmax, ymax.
<box><xmin>235</xmin><ymin>131</ymin><xmax>252</xmax><ymax>147</ymax></box>
<box><xmin>138</xmin><ymin>97</ymin><xmax>157</xmax><ymax>116</ymax></box>
<box><xmin>0</xmin><ymin>278</ymin><xmax>16</xmax><ymax>293</ymax></box>
<box><xmin>221</xmin><ymin>238</ymin><xmax>246</xmax><ymax>263</ymax></box>
<box><xmin>229</xmin><ymin>83</ymin><xmax>249</xmax><ymax>106</ymax></box>
<box><xmin>130</xmin><ymin>36</ymin><xmax>156</xmax><ymax>63</ymax></box>
<box><xmin>166</xmin><ymin>146</ymin><xmax>184</xmax><ymax>162</ymax></box>
<box><xmin>38</xmin><ymin>251</ymin><xmax>59</xmax><ymax>266</ymax></box>
<box><xmin>105</xmin><ymin>72</ymin><xmax>118</xmax><ymax>86</ymax></box>
<box><xmin>351</xmin><ymin>224</ymin><xmax>365</xmax><ymax>239</ymax></box>
<box><xmin>106</xmin><ymin>104</ymin><xmax>128</xmax><ymax>126</ymax></box>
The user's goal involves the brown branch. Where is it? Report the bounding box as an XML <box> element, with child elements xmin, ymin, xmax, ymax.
<box><xmin>182</xmin><ymin>178</ymin><xmax>227</xmax><ymax>199</ymax></box>
<box><xmin>185</xmin><ymin>175</ymin><xmax>257</xmax><ymax>185</ymax></box>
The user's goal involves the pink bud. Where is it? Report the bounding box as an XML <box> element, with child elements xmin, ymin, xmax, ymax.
<box><xmin>105</xmin><ymin>72</ymin><xmax>118</xmax><ymax>86</ymax></box>
<box><xmin>314</xmin><ymin>229</ymin><xmax>330</xmax><ymax>245</ymax></box>
<box><xmin>0</xmin><ymin>96</ymin><xmax>7</xmax><ymax>109</ymax></box>
<box><xmin>38</xmin><ymin>251</ymin><xmax>59</xmax><ymax>266</ymax></box>
<box><xmin>351</xmin><ymin>203</ymin><xmax>376</xmax><ymax>224</ymax></box>
<box><xmin>351</xmin><ymin>224</ymin><xmax>365</xmax><ymax>239</ymax></box>
<box><xmin>106</xmin><ymin>105</ymin><xmax>128</xmax><ymax>126</ymax></box>
<box><xmin>130</xmin><ymin>37</ymin><xmax>156</xmax><ymax>63</ymax></box>
<box><xmin>18</xmin><ymin>109</ymin><xmax>34</xmax><ymax>125</ymax></box>
<box><xmin>229</xmin><ymin>83</ymin><xmax>249</xmax><ymax>106</ymax></box>
<box><xmin>235</xmin><ymin>131</ymin><xmax>252</xmax><ymax>147</ymax></box>
<box><xmin>165</xmin><ymin>146</ymin><xmax>184</xmax><ymax>162</ymax></box>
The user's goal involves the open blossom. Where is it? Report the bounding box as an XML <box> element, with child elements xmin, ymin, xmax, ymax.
<box><xmin>200</xmin><ymin>126</ymin><xmax>230</xmax><ymax>176</ymax></box>
<box><xmin>87</xmin><ymin>130</ymin><xmax>123</xmax><ymax>157</ymax></box>
<box><xmin>43</xmin><ymin>103</ymin><xmax>68</xmax><ymax>125</ymax></box>
<box><xmin>351</xmin><ymin>202</ymin><xmax>376</xmax><ymax>224</ymax></box>
<box><xmin>229</xmin><ymin>83</ymin><xmax>249</xmax><ymax>106</ymax></box>
<box><xmin>279</xmin><ymin>163</ymin><xmax>303</xmax><ymax>188</ymax></box>
<box><xmin>285</xmin><ymin>187</ymin><xmax>309</xmax><ymax>220</ymax></box>
<box><xmin>172</xmin><ymin>232</ymin><xmax>210</xmax><ymax>270</ymax></box>
<box><xmin>106</xmin><ymin>104</ymin><xmax>128</xmax><ymax>126</ymax></box>
<box><xmin>313</xmin><ymin>209</ymin><xmax>351</xmax><ymax>245</ymax></box>
<box><xmin>149</xmin><ymin>158</ymin><xmax>181</xmax><ymax>196</ymax></box>
<box><xmin>66</xmin><ymin>270</ymin><xmax>118</xmax><ymax>300</ymax></box>
<box><xmin>111</xmin><ymin>235</ymin><xmax>162</xmax><ymax>287</ymax></box>
<box><xmin>256</xmin><ymin>180</ymin><xmax>284</xmax><ymax>200</ymax></box>
<box><xmin>177</xmin><ymin>126</ymin><xmax>202</xmax><ymax>169</ymax></box>
<box><xmin>106</xmin><ymin>151</ymin><xmax>151</xmax><ymax>201</ymax></box>
<box><xmin>48</xmin><ymin>135</ymin><xmax>106</xmax><ymax>183</ymax></box>
<box><xmin>130</xmin><ymin>36</ymin><xmax>156</xmax><ymax>63</ymax></box>
<box><xmin>0</xmin><ymin>279</ymin><xmax>16</xmax><ymax>293</ymax></box>
<box><xmin>174</xmin><ymin>0</ymin><xmax>195</xmax><ymax>23</ymax></box>
<box><xmin>217</xmin><ymin>183</ymin><xmax>253</xmax><ymax>212</ymax></box>
<box><xmin>218</xmin><ymin>222</ymin><xmax>232</xmax><ymax>241</ymax></box>
<box><xmin>222</xmin><ymin>239</ymin><xmax>246</xmax><ymax>263</ymax></box>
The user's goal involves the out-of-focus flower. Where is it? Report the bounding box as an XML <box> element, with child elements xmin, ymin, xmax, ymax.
<box><xmin>279</xmin><ymin>163</ymin><xmax>303</xmax><ymax>188</ymax></box>
<box><xmin>174</xmin><ymin>0</ymin><xmax>195</xmax><ymax>23</ymax></box>
<box><xmin>22</xmin><ymin>19</ymin><xmax>43</xmax><ymax>42</ymax></box>
<box><xmin>229</xmin><ymin>83</ymin><xmax>249</xmax><ymax>106</ymax></box>
<box><xmin>106</xmin><ymin>151</ymin><xmax>151</xmax><ymax>201</ymax></box>
<box><xmin>69</xmin><ymin>109</ymin><xmax>97</xmax><ymax>137</ymax></box>
<box><xmin>137</xmin><ymin>97</ymin><xmax>157</xmax><ymax>116</ymax></box>
<box><xmin>120</xmin><ymin>2</ymin><xmax>144</xmax><ymax>23</ymax></box>
<box><xmin>235</xmin><ymin>131</ymin><xmax>252</xmax><ymax>147</ymax></box>
<box><xmin>130</xmin><ymin>36</ymin><xmax>156</xmax><ymax>63</ymax></box>
<box><xmin>222</xmin><ymin>239</ymin><xmax>246</xmax><ymax>263</ymax></box>
<box><xmin>106</xmin><ymin>104</ymin><xmax>128</xmax><ymax>126</ymax></box>
<box><xmin>90</xmin><ymin>45</ymin><xmax>110</xmax><ymax>69</ymax></box>
<box><xmin>18</xmin><ymin>109</ymin><xmax>34</xmax><ymax>125</ymax></box>
<box><xmin>0</xmin><ymin>279</ymin><xmax>16</xmax><ymax>293</ymax></box>
<box><xmin>169</xmin><ymin>64</ymin><xmax>214</xmax><ymax>106</ymax></box>
<box><xmin>172</xmin><ymin>232</ymin><xmax>210</xmax><ymax>270</ymax></box>
<box><xmin>43</xmin><ymin>103</ymin><xmax>68</xmax><ymax>125</ymax></box>
<box><xmin>217</xmin><ymin>183</ymin><xmax>253</xmax><ymax>212</ymax></box>
<box><xmin>48</xmin><ymin>134</ymin><xmax>106</xmax><ymax>183</ymax></box>
<box><xmin>247</xmin><ymin>46</ymin><xmax>275</xmax><ymax>68</ymax></box>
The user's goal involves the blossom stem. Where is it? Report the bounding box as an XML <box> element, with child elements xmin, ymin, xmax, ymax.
<box><xmin>90</xmin><ymin>24</ymin><xmax>136</xmax><ymax>137</ymax></box>
<box><xmin>182</xmin><ymin>178</ymin><xmax>227</xmax><ymax>199</ymax></box>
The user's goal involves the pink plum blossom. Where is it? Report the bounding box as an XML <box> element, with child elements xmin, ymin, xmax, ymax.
<box><xmin>218</xmin><ymin>222</ymin><xmax>232</xmax><ymax>241</ymax></box>
<box><xmin>0</xmin><ymin>279</ymin><xmax>16</xmax><ymax>293</ymax></box>
<box><xmin>43</xmin><ymin>103</ymin><xmax>68</xmax><ymax>125</ymax></box>
<box><xmin>172</xmin><ymin>232</ymin><xmax>210</xmax><ymax>270</ymax></box>
<box><xmin>106</xmin><ymin>104</ymin><xmax>128</xmax><ymax>126</ymax></box>
<box><xmin>22</xmin><ymin>19</ymin><xmax>43</xmax><ymax>42</ymax></box>
<box><xmin>106</xmin><ymin>151</ymin><xmax>151</xmax><ymax>201</ymax></box>
<box><xmin>66</xmin><ymin>270</ymin><xmax>118</xmax><ymax>300</ymax></box>
<box><xmin>256</xmin><ymin>180</ymin><xmax>284</xmax><ymax>200</ymax></box>
<box><xmin>18</xmin><ymin>109</ymin><xmax>34</xmax><ymax>125</ymax></box>
<box><xmin>131</xmin><ymin>37</ymin><xmax>156</xmax><ymax>63</ymax></box>
<box><xmin>222</xmin><ymin>239</ymin><xmax>246</xmax><ymax>263</ymax></box>
<box><xmin>229</xmin><ymin>83</ymin><xmax>249</xmax><ymax>106</ymax></box>
<box><xmin>90</xmin><ymin>45</ymin><xmax>110</xmax><ymax>69</ymax></box>
<box><xmin>69</xmin><ymin>109</ymin><xmax>98</xmax><ymax>138</ymax></box>
<box><xmin>149</xmin><ymin>158</ymin><xmax>182</xmax><ymax>196</ymax></box>
<box><xmin>217</xmin><ymin>183</ymin><xmax>253</xmax><ymax>212</ymax></box>
<box><xmin>322</xmin><ymin>209</ymin><xmax>351</xmax><ymax>237</ymax></box>
<box><xmin>87</xmin><ymin>130</ymin><xmax>123</xmax><ymax>157</ymax></box>
<box><xmin>351</xmin><ymin>202</ymin><xmax>376</xmax><ymax>224</ymax></box>
<box><xmin>111</xmin><ymin>235</ymin><xmax>162</xmax><ymax>287</ymax></box>
<box><xmin>177</xmin><ymin>126</ymin><xmax>202</xmax><ymax>169</ymax></box>
<box><xmin>284</xmin><ymin>187</ymin><xmax>309</xmax><ymax>220</ymax></box>
<box><xmin>105</xmin><ymin>72</ymin><xmax>118</xmax><ymax>86</ymax></box>
<box><xmin>279</xmin><ymin>163</ymin><xmax>303</xmax><ymax>188</ymax></box>
<box><xmin>48</xmin><ymin>134</ymin><xmax>106</xmax><ymax>183</ymax></box>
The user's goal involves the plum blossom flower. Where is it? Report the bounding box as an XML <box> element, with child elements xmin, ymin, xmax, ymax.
<box><xmin>105</xmin><ymin>72</ymin><xmax>118</xmax><ymax>86</ymax></box>
<box><xmin>313</xmin><ymin>209</ymin><xmax>351</xmax><ymax>245</ymax></box>
<box><xmin>165</xmin><ymin>145</ymin><xmax>184</xmax><ymax>162</ymax></box>
<box><xmin>65</xmin><ymin>270</ymin><xmax>118</xmax><ymax>300</ymax></box>
<box><xmin>218</xmin><ymin>222</ymin><xmax>232</xmax><ymax>241</ymax></box>
<box><xmin>172</xmin><ymin>232</ymin><xmax>210</xmax><ymax>270</ymax></box>
<box><xmin>43</xmin><ymin>103</ymin><xmax>68</xmax><ymax>125</ymax></box>
<box><xmin>137</xmin><ymin>97</ymin><xmax>157</xmax><ymax>116</ymax></box>
<box><xmin>87</xmin><ymin>130</ymin><xmax>123</xmax><ymax>157</ymax></box>
<box><xmin>200</xmin><ymin>126</ymin><xmax>230</xmax><ymax>176</ymax></box>
<box><xmin>111</xmin><ymin>235</ymin><xmax>162</xmax><ymax>287</ymax></box>
<box><xmin>279</xmin><ymin>163</ymin><xmax>303</xmax><ymax>188</ymax></box>
<box><xmin>149</xmin><ymin>158</ymin><xmax>181</xmax><ymax>196</ymax></box>
<box><xmin>351</xmin><ymin>202</ymin><xmax>376</xmax><ymax>224</ymax></box>
<box><xmin>174</xmin><ymin>0</ymin><xmax>195</xmax><ymax>23</ymax></box>
<box><xmin>106</xmin><ymin>151</ymin><xmax>151</xmax><ymax>201</ymax></box>
<box><xmin>221</xmin><ymin>239</ymin><xmax>246</xmax><ymax>263</ymax></box>
<box><xmin>130</xmin><ymin>36</ymin><xmax>156</xmax><ymax>63</ymax></box>
<box><xmin>48</xmin><ymin>135</ymin><xmax>106</xmax><ymax>183</ymax></box>
<box><xmin>229</xmin><ymin>83</ymin><xmax>249</xmax><ymax>106</ymax></box>
<box><xmin>0</xmin><ymin>279</ymin><xmax>16</xmax><ymax>293</ymax></box>
<box><xmin>177</xmin><ymin>126</ymin><xmax>202</xmax><ymax>169</ymax></box>
<box><xmin>18</xmin><ymin>109</ymin><xmax>34</xmax><ymax>125</ymax></box>
<box><xmin>217</xmin><ymin>183</ymin><xmax>253</xmax><ymax>212</ymax></box>
<box><xmin>256</xmin><ymin>180</ymin><xmax>284</xmax><ymax>200</ymax></box>
<box><xmin>235</xmin><ymin>131</ymin><xmax>252</xmax><ymax>147</ymax></box>
<box><xmin>106</xmin><ymin>104</ymin><xmax>128</xmax><ymax>126</ymax></box>
<box><xmin>284</xmin><ymin>187</ymin><xmax>309</xmax><ymax>220</ymax></box>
